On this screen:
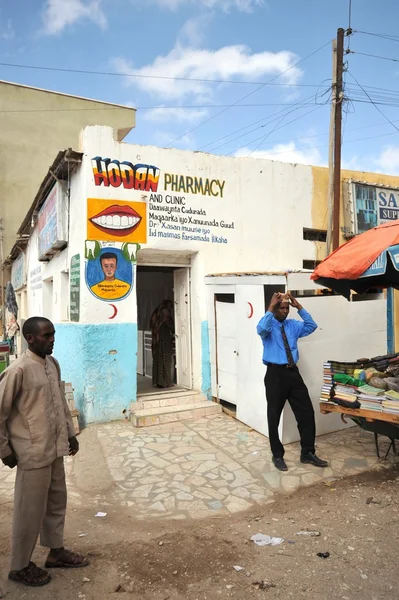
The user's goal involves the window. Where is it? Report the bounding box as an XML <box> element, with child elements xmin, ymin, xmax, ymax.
<box><xmin>303</xmin><ymin>228</ymin><xmax>327</xmax><ymax>242</ymax></box>
<box><xmin>354</xmin><ymin>184</ymin><xmax>377</xmax><ymax>234</ymax></box>
<box><xmin>302</xmin><ymin>260</ymin><xmax>322</xmax><ymax>270</ymax></box>
<box><xmin>215</xmin><ymin>293</ymin><xmax>235</xmax><ymax>304</ymax></box>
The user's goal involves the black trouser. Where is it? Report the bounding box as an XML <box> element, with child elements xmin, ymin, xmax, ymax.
<box><xmin>264</xmin><ymin>365</ymin><xmax>316</xmax><ymax>458</ymax></box>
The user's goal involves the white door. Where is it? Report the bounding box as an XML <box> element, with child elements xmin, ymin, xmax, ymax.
<box><xmin>174</xmin><ymin>268</ymin><xmax>192</xmax><ymax>388</ymax></box>
<box><xmin>235</xmin><ymin>285</ymin><xmax>269</xmax><ymax>435</ymax></box>
<box><xmin>216</xmin><ymin>298</ymin><xmax>237</xmax><ymax>404</ymax></box>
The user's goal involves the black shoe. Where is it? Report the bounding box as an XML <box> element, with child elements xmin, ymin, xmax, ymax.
<box><xmin>272</xmin><ymin>457</ymin><xmax>288</xmax><ymax>471</ymax></box>
<box><xmin>300</xmin><ymin>453</ymin><xmax>328</xmax><ymax>468</ymax></box>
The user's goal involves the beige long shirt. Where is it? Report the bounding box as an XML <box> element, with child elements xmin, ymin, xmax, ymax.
<box><xmin>0</xmin><ymin>349</ymin><xmax>75</xmax><ymax>469</ymax></box>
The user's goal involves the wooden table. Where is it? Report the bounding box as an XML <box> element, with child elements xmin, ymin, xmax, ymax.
<box><xmin>320</xmin><ymin>401</ymin><xmax>399</xmax><ymax>458</ymax></box>
<box><xmin>320</xmin><ymin>401</ymin><xmax>399</xmax><ymax>425</ymax></box>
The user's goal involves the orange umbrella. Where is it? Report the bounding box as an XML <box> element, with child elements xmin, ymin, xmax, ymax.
<box><xmin>311</xmin><ymin>221</ymin><xmax>399</xmax><ymax>299</ymax></box>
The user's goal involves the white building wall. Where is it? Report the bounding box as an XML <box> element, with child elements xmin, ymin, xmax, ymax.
<box><xmin>80</xmin><ymin>126</ymin><xmax>316</xmax><ymax>399</ymax></box>
<box><xmin>18</xmin><ymin>124</ymin><xmax>384</xmax><ymax>431</ymax></box>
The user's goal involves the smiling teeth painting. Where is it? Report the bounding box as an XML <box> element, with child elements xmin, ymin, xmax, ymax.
<box><xmin>87</xmin><ymin>198</ymin><xmax>147</xmax><ymax>244</ymax></box>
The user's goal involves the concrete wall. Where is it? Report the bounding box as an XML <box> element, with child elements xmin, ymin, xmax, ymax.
<box><xmin>311</xmin><ymin>166</ymin><xmax>399</xmax><ymax>352</ymax></box>
<box><xmin>205</xmin><ymin>274</ymin><xmax>387</xmax><ymax>443</ymax></box>
<box><xmin>12</xmin><ymin>125</ymin><xmax>393</xmax><ymax>425</ymax></box>
<box><xmin>0</xmin><ymin>81</ymin><xmax>135</xmax><ymax>262</ymax></box>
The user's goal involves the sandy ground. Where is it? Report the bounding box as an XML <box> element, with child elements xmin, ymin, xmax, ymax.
<box><xmin>0</xmin><ymin>464</ymin><xmax>398</xmax><ymax>600</ymax></box>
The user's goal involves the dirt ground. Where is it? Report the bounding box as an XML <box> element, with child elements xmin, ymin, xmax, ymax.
<box><xmin>0</xmin><ymin>465</ymin><xmax>398</xmax><ymax>600</ymax></box>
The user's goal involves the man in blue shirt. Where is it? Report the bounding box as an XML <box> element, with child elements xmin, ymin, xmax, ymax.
<box><xmin>257</xmin><ymin>292</ymin><xmax>328</xmax><ymax>472</ymax></box>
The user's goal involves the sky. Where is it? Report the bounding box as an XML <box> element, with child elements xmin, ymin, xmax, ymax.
<box><xmin>1</xmin><ymin>0</ymin><xmax>399</xmax><ymax>173</ymax></box>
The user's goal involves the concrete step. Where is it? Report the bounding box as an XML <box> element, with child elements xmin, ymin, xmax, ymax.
<box><xmin>131</xmin><ymin>400</ymin><xmax>222</xmax><ymax>427</ymax></box>
<box><xmin>135</xmin><ymin>390</ymin><xmax>204</xmax><ymax>411</ymax></box>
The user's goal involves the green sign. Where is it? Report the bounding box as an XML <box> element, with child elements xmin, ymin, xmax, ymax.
<box><xmin>70</xmin><ymin>254</ymin><xmax>80</xmax><ymax>322</ymax></box>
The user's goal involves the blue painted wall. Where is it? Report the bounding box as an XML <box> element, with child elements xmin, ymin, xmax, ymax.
<box><xmin>54</xmin><ymin>323</ymin><xmax>137</xmax><ymax>424</ymax></box>
<box><xmin>201</xmin><ymin>321</ymin><xmax>212</xmax><ymax>399</ymax></box>
<box><xmin>387</xmin><ymin>288</ymin><xmax>395</xmax><ymax>354</ymax></box>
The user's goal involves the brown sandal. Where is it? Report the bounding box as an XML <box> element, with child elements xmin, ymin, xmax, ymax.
<box><xmin>45</xmin><ymin>548</ymin><xmax>89</xmax><ymax>569</ymax></box>
<box><xmin>8</xmin><ymin>562</ymin><xmax>51</xmax><ymax>587</ymax></box>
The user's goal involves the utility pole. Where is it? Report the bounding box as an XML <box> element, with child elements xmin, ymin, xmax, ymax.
<box><xmin>326</xmin><ymin>28</ymin><xmax>345</xmax><ymax>255</ymax></box>
<box><xmin>326</xmin><ymin>38</ymin><xmax>337</xmax><ymax>256</ymax></box>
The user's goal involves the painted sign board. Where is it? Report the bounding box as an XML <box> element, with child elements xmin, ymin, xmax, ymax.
<box><xmin>349</xmin><ymin>182</ymin><xmax>399</xmax><ymax>235</ymax></box>
<box><xmin>38</xmin><ymin>183</ymin><xmax>68</xmax><ymax>260</ymax></box>
<box><xmin>87</xmin><ymin>198</ymin><xmax>147</xmax><ymax>244</ymax></box>
<box><xmin>70</xmin><ymin>254</ymin><xmax>80</xmax><ymax>322</ymax></box>
<box><xmin>11</xmin><ymin>252</ymin><xmax>26</xmax><ymax>290</ymax></box>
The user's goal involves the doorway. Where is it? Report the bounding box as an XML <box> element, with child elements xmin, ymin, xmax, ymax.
<box><xmin>215</xmin><ymin>293</ymin><xmax>237</xmax><ymax>405</ymax></box>
<box><xmin>136</xmin><ymin>266</ymin><xmax>192</xmax><ymax>396</ymax></box>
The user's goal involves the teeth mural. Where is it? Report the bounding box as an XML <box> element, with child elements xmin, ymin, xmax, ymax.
<box><xmin>91</xmin><ymin>215</ymin><xmax>141</xmax><ymax>230</ymax></box>
<box><xmin>89</xmin><ymin>204</ymin><xmax>142</xmax><ymax>237</ymax></box>
<box><xmin>85</xmin><ymin>240</ymin><xmax>97</xmax><ymax>259</ymax></box>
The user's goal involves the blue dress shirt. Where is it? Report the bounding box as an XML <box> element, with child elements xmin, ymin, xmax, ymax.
<box><xmin>256</xmin><ymin>309</ymin><xmax>317</xmax><ymax>365</ymax></box>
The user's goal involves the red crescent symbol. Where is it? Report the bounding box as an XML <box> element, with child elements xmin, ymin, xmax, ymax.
<box><xmin>248</xmin><ymin>302</ymin><xmax>254</xmax><ymax>318</ymax></box>
<box><xmin>109</xmin><ymin>304</ymin><xmax>118</xmax><ymax>319</ymax></box>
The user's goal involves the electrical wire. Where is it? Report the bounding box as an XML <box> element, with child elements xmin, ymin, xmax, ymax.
<box><xmin>165</xmin><ymin>38</ymin><xmax>333</xmax><ymax>147</ymax></box>
<box><xmin>347</xmin><ymin>0</ymin><xmax>353</xmax><ymax>51</ymax></box>
<box><xmin>228</xmin><ymin>104</ymin><xmax>326</xmax><ymax>156</ymax></box>
<box><xmin>347</xmin><ymin>70</ymin><xmax>399</xmax><ymax>135</ymax></box>
<box><xmin>348</xmin><ymin>50</ymin><xmax>399</xmax><ymax>64</ymax></box>
<box><xmin>0</xmin><ymin>61</ymin><xmax>331</xmax><ymax>87</ymax></box>
<box><xmin>0</xmin><ymin>102</ymin><xmax>326</xmax><ymax>114</ymax></box>
<box><xmin>199</xmin><ymin>93</ymin><xmax>319</xmax><ymax>152</ymax></box>
<box><xmin>353</xmin><ymin>30</ymin><xmax>399</xmax><ymax>42</ymax></box>
<box><xmin>243</xmin><ymin>128</ymin><xmax>399</xmax><ymax>160</ymax></box>
<box><xmin>218</xmin><ymin>116</ymin><xmax>399</xmax><ymax>152</ymax></box>
<box><xmin>247</xmin><ymin>106</ymin><xmax>311</xmax><ymax>157</ymax></box>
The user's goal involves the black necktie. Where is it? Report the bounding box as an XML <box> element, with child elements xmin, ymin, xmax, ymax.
<box><xmin>281</xmin><ymin>324</ymin><xmax>295</xmax><ymax>367</ymax></box>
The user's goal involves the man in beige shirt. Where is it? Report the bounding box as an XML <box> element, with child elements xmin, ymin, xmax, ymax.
<box><xmin>0</xmin><ymin>317</ymin><xmax>88</xmax><ymax>587</ymax></box>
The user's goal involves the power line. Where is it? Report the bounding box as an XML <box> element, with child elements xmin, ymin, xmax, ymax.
<box><xmin>165</xmin><ymin>38</ymin><xmax>333</xmax><ymax>147</ymax></box>
<box><xmin>0</xmin><ymin>60</ymin><xmax>330</xmax><ymax>87</ymax></box>
<box><xmin>347</xmin><ymin>70</ymin><xmax>399</xmax><ymax>136</ymax></box>
<box><xmin>247</xmin><ymin>105</ymin><xmax>320</xmax><ymax>157</ymax></box>
<box><xmin>238</xmin><ymin>128</ymin><xmax>399</xmax><ymax>161</ymax></box>
<box><xmin>211</xmin><ymin>99</ymin><xmax>321</xmax><ymax>153</ymax></box>
<box><xmin>347</xmin><ymin>0</ymin><xmax>353</xmax><ymax>51</ymax></box>
<box><xmin>354</xmin><ymin>30</ymin><xmax>399</xmax><ymax>42</ymax></box>
<box><xmin>348</xmin><ymin>0</ymin><xmax>352</xmax><ymax>30</ymax></box>
<box><xmin>228</xmin><ymin>105</ymin><xmax>326</xmax><ymax>156</ymax></box>
<box><xmin>348</xmin><ymin>50</ymin><xmax>399</xmax><ymax>64</ymax></box>
<box><xmin>0</xmin><ymin>102</ymin><xmax>325</xmax><ymax>114</ymax></box>
<box><xmin>218</xmin><ymin>116</ymin><xmax>399</xmax><ymax>153</ymax></box>
<box><xmin>198</xmin><ymin>94</ymin><xmax>319</xmax><ymax>151</ymax></box>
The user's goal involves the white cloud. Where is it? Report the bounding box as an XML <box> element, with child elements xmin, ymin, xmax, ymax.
<box><xmin>143</xmin><ymin>107</ymin><xmax>209</xmax><ymax>123</ymax></box>
<box><xmin>138</xmin><ymin>0</ymin><xmax>265</xmax><ymax>11</ymax></box>
<box><xmin>374</xmin><ymin>145</ymin><xmax>399</xmax><ymax>174</ymax></box>
<box><xmin>178</xmin><ymin>14</ymin><xmax>212</xmax><ymax>47</ymax></box>
<box><xmin>2</xmin><ymin>19</ymin><xmax>15</xmax><ymax>41</ymax></box>
<box><xmin>42</xmin><ymin>0</ymin><xmax>107</xmax><ymax>35</ymax></box>
<box><xmin>113</xmin><ymin>45</ymin><xmax>302</xmax><ymax>102</ymax></box>
<box><xmin>234</xmin><ymin>141</ymin><xmax>325</xmax><ymax>166</ymax></box>
<box><xmin>154</xmin><ymin>130</ymin><xmax>195</xmax><ymax>148</ymax></box>
<box><xmin>41</xmin><ymin>0</ymin><xmax>265</xmax><ymax>35</ymax></box>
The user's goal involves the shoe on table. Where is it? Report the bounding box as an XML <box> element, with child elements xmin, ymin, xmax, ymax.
<box><xmin>300</xmin><ymin>452</ymin><xmax>328</xmax><ymax>468</ymax></box>
<box><xmin>272</xmin><ymin>456</ymin><xmax>288</xmax><ymax>471</ymax></box>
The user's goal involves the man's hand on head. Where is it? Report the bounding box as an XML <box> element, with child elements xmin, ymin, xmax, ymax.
<box><xmin>268</xmin><ymin>292</ymin><xmax>283</xmax><ymax>312</ymax></box>
<box><xmin>68</xmin><ymin>436</ymin><xmax>79</xmax><ymax>456</ymax></box>
<box><xmin>288</xmin><ymin>293</ymin><xmax>302</xmax><ymax>311</ymax></box>
<box><xmin>2</xmin><ymin>453</ymin><xmax>17</xmax><ymax>469</ymax></box>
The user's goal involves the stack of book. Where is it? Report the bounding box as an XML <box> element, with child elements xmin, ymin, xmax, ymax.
<box><xmin>357</xmin><ymin>385</ymin><xmax>385</xmax><ymax>412</ymax></box>
<box><xmin>332</xmin><ymin>384</ymin><xmax>360</xmax><ymax>407</ymax></box>
<box><xmin>382</xmin><ymin>390</ymin><xmax>399</xmax><ymax>415</ymax></box>
<box><xmin>320</xmin><ymin>362</ymin><xmax>333</xmax><ymax>401</ymax></box>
